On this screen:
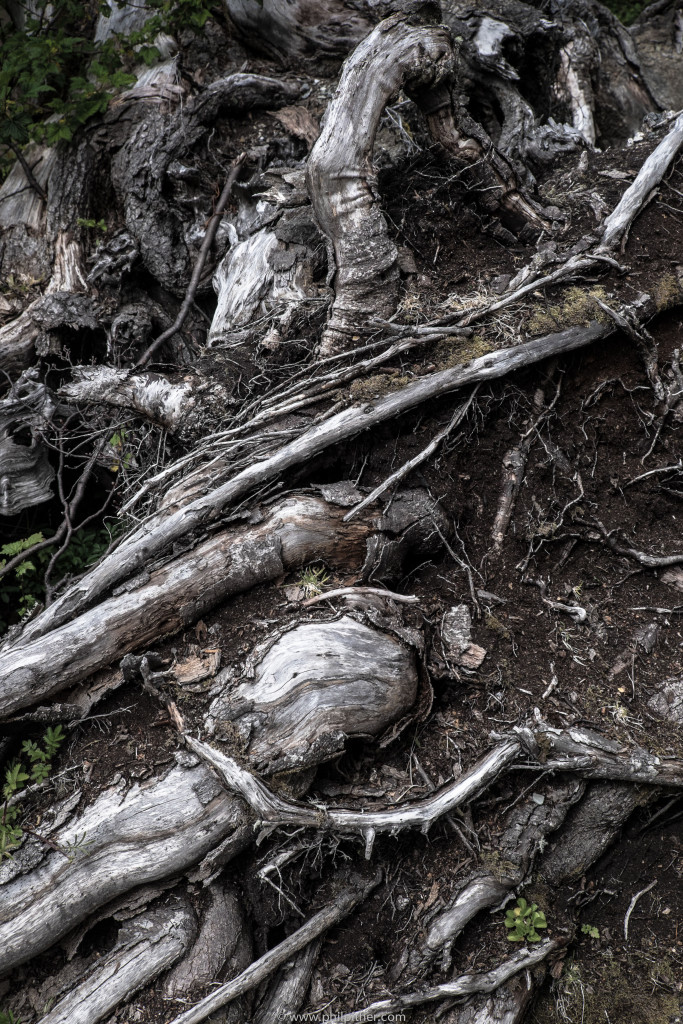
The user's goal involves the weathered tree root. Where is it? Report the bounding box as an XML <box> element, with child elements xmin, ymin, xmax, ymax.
<box><xmin>185</xmin><ymin>723</ymin><xmax>683</xmax><ymax>852</ymax></box>
<box><xmin>0</xmin><ymin>763</ymin><xmax>248</xmax><ymax>975</ymax></box>
<box><xmin>11</xmin><ymin>321</ymin><xmax>611</xmax><ymax>649</ymax></box>
<box><xmin>167</xmin><ymin>872</ymin><xmax>381</xmax><ymax>1024</ymax></box>
<box><xmin>0</xmin><ymin>493</ymin><xmax>376</xmax><ymax>717</ymax></box>
<box><xmin>185</xmin><ymin>733</ymin><xmax>520</xmax><ymax>853</ymax></box>
<box><xmin>38</xmin><ymin>902</ymin><xmax>197</xmax><ymax>1024</ymax></box>
<box><xmin>334</xmin><ymin>939</ymin><xmax>563</xmax><ymax>1023</ymax></box>
<box><xmin>59</xmin><ymin>365</ymin><xmax>231</xmax><ymax>436</ymax></box>
<box><xmin>306</xmin><ymin>9</ymin><xmax>454</xmax><ymax>354</ymax></box>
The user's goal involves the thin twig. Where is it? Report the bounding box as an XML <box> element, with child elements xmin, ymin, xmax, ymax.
<box><xmin>623</xmin><ymin>880</ymin><xmax>656</xmax><ymax>940</ymax></box>
<box><xmin>136</xmin><ymin>152</ymin><xmax>246</xmax><ymax>367</ymax></box>
<box><xmin>302</xmin><ymin>586</ymin><xmax>419</xmax><ymax>608</ymax></box>
<box><xmin>344</xmin><ymin>388</ymin><xmax>478</xmax><ymax>521</ymax></box>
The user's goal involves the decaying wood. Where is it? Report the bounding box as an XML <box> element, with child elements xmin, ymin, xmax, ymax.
<box><xmin>0</xmin><ymin>370</ymin><xmax>54</xmax><ymax>515</ymax></box>
<box><xmin>59</xmin><ymin>365</ymin><xmax>231</xmax><ymax>436</ymax></box>
<box><xmin>207</xmin><ymin>616</ymin><xmax>419</xmax><ymax>773</ymax></box>
<box><xmin>334</xmin><ymin>940</ymin><xmax>562</xmax><ymax>1023</ymax></box>
<box><xmin>0</xmin><ymin>763</ymin><xmax>248</xmax><ymax>975</ymax></box>
<box><xmin>136</xmin><ymin>151</ymin><xmax>246</xmax><ymax>367</ymax></box>
<box><xmin>12</xmin><ymin>321</ymin><xmax>611</xmax><ymax>649</ymax></box>
<box><xmin>163</xmin><ymin>880</ymin><xmax>251</xmax><ymax>1002</ymax></box>
<box><xmin>168</xmin><ymin>872</ymin><xmax>381</xmax><ymax>1024</ymax></box>
<box><xmin>399</xmin><ymin>777</ymin><xmax>585</xmax><ymax>982</ymax></box>
<box><xmin>306</xmin><ymin>11</ymin><xmax>453</xmax><ymax>353</ymax></box>
<box><xmin>38</xmin><ymin>902</ymin><xmax>197</xmax><ymax>1024</ymax></box>
<box><xmin>513</xmin><ymin>719</ymin><xmax>683</xmax><ymax>787</ymax></box>
<box><xmin>254</xmin><ymin>939</ymin><xmax>321</xmax><ymax>1024</ymax></box>
<box><xmin>0</xmin><ymin>493</ymin><xmax>378</xmax><ymax>717</ymax></box>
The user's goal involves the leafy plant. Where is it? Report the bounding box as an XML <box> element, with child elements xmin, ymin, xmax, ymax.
<box><xmin>0</xmin><ymin>1010</ymin><xmax>22</xmax><ymax>1024</ymax></box>
<box><xmin>76</xmin><ymin>217</ymin><xmax>107</xmax><ymax>232</ymax></box>
<box><xmin>504</xmin><ymin>897</ymin><xmax>548</xmax><ymax>942</ymax></box>
<box><xmin>1</xmin><ymin>725</ymin><xmax>65</xmax><ymax>859</ymax></box>
<box><xmin>581</xmin><ymin>923</ymin><xmax>600</xmax><ymax>940</ymax></box>
<box><xmin>0</xmin><ymin>0</ymin><xmax>214</xmax><ymax>183</ymax></box>
<box><xmin>0</xmin><ymin>526</ymin><xmax>116</xmax><ymax>635</ymax></box>
<box><xmin>297</xmin><ymin>565</ymin><xmax>331</xmax><ymax>598</ymax></box>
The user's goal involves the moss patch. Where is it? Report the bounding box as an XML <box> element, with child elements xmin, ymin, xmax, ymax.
<box><xmin>527</xmin><ymin>286</ymin><xmax>611</xmax><ymax>336</ymax></box>
<box><xmin>433</xmin><ymin>333</ymin><xmax>497</xmax><ymax>370</ymax></box>
<box><xmin>652</xmin><ymin>270</ymin><xmax>683</xmax><ymax>313</ymax></box>
<box><xmin>532</xmin><ymin>954</ymin><xmax>681</xmax><ymax>1024</ymax></box>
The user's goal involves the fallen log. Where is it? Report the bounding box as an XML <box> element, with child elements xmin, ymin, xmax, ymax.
<box><xmin>0</xmin><ymin>762</ymin><xmax>248</xmax><ymax>975</ymax></box>
<box><xmin>13</xmin><ymin>321</ymin><xmax>612</xmax><ymax>648</ymax></box>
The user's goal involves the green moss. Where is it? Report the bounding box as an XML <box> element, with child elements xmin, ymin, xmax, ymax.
<box><xmin>533</xmin><ymin>955</ymin><xmax>681</xmax><ymax>1024</ymax></box>
<box><xmin>433</xmin><ymin>333</ymin><xmax>497</xmax><ymax>370</ymax></box>
<box><xmin>480</xmin><ymin>850</ymin><xmax>520</xmax><ymax>882</ymax></box>
<box><xmin>652</xmin><ymin>271</ymin><xmax>683</xmax><ymax>313</ymax></box>
<box><xmin>485</xmin><ymin>613</ymin><xmax>511</xmax><ymax>640</ymax></box>
<box><xmin>601</xmin><ymin>0</ymin><xmax>649</xmax><ymax>24</ymax></box>
<box><xmin>348</xmin><ymin>374</ymin><xmax>412</xmax><ymax>403</ymax></box>
<box><xmin>527</xmin><ymin>286</ymin><xmax>610</xmax><ymax>336</ymax></box>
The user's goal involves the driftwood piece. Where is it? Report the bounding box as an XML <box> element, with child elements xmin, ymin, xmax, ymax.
<box><xmin>168</xmin><ymin>872</ymin><xmax>381</xmax><ymax>1024</ymax></box>
<box><xmin>0</xmin><ymin>370</ymin><xmax>54</xmax><ymax>515</ymax></box>
<box><xmin>15</xmin><ymin>321</ymin><xmax>612</xmax><ymax>647</ymax></box>
<box><xmin>38</xmin><ymin>902</ymin><xmax>197</xmax><ymax>1024</ymax></box>
<box><xmin>208</xmin><ymin>616</ymin><xmax>419</xmax><ymax>773</ymax></box>
<box><xmin>0</xmin><ymin>763</ymin><xmax>248</xmax><ymax>975</ymax></box>
<box><xmin>599</xmin><ymin>110</ymin><xmax>683</xmax><ymax>250</ymax></box>
<box><xmin>0</xmin><ymin>494</ymin><xmax>374</xmax><ymax>718</ymax></box>
<box><xmin>306</xmin><ymin>11</ymin><xmax>453</xmax><ymax>353</ymax></box>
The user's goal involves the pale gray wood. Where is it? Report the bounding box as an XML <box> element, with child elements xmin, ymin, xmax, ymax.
<box><xmin>600</xmin><ymin>110</ymin><xmax>683</xmax><ymax>250</ymax></box>
<box><xmin>0</xmin><ymin>495</ymin><xmax>374</xmax><ymax>718</ymax></box>
<box><xmin>306</xmin><ymin>12</ymin><xmax>453</xmax><ymax>353</ymax></box>
<box><xmin>0</xmin><ymin>371</ymin><xmax>54</xmax><ymax>515</ymax></box>
<box><xmin>333</xmin><ymin>940</ymin><xmax>561</xmax><ymax>1023</ymax></box>
<box><xmin>38</xmin><ymin>902</ymin><xmax>197</xmax><ymax>1024</ymax></box>
<box><xmin>212</xmin><ymin>616</ymin><xmax>419</xmax><ymax>773</ymax></box>
<box><xmin>0</xmin><ymin>764</ymin><xmax>248</xmax><ymax>976</ymax></box>
<box><xmin>185</xmin><ymin>734</ymin><xmax>522</xmax><ymax>836</ymax></box>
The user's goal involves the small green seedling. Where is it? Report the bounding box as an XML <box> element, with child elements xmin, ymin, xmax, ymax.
<box><xmin>297</xmin><ymin>565</ymin><xmax>330</xmax><ymax>598</ymax></box>
<box><xmin>0</xmin><ymin>1009</ymin><xmax>21</xmax><ymax>1024</ymax></box>
<box><xmin>581</xmin><ymin>923</ymin><xmax>600</xmax><ymax>940</ymax></box>
<box><xmin>504</xmin><ymin>897</ymin><xmax>548</xmax><ymax>942</ymax></box>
